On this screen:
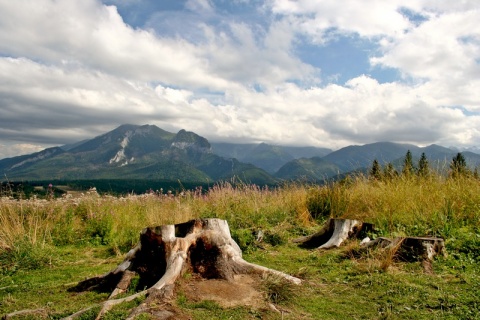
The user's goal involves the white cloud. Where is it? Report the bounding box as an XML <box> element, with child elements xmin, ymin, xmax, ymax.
<box><xmin>104</xmin><ymin>0</ymin><xmax>141</xmax><ymax>5</ymax></box>
<box><xmin>0</xmin><ymin>143</ymin><xmax>48</xmax><ymax>159</ymax></box>
<box><xmin>0</xmin><ymin>0</ymin><xmax>314</xmax><ymax>91</ymax></box>
<box><xmin>411</xmin><ymin>0</ymin><xmax>479</xmax><ymax>13</ymax></box>
<box><xmin>268</xmin><ymin>0</ymin><xmax>412</xmax><ymax>41</ymax></box>
<box><xmin>267</xmin><ymin>0</ymin><xmax>480</xmax><ymax>107</ymax></box>
<box><xmin>155</xmin><ymin>85</ymin><xmax>193</xmax><ymax>105</ymax></box>
<box><xmin>372</xmin><ymin>10</ymin><xmax>480</xmax><ymax>77</ymax></box>
<box><xmin>198</xmin><ymin>20</ymin><xmax>317</xmax><ymax>87</ymax></box>
<box><xmin>1</xmin><ymin>54</ymin><xmax>479</xmax><ymax>159</ymax></box>
<box><xmin>0</xmin><ymin>57</ymin><xmax>201</xmax><ymax>144</ymax></box>
<box><xmin>267</xmin><ymin>0</ymin><xmax>480</xmax><ymax>119</ymax></box>
<box><xmin>268</xmin><ymin>0</ymin><xmax>479</xmax><ymax>41</ymax></box>
<box><xmin>371</xmin><ymin>9</ymin><xmax>480</xmax><ymax>112</ymax></box>
<box><xmin>216</xmin><ymin>78</ymin><xmax>470</xmax><ymax>150</ymax></box>
<box><xmin>185</xmin><ymin>0</ymin><xmax>215</xmax><ymax>14</ymax></box>
<box><xmin>0</xmin><ymin>0</ymin><xmax>229</xmax><ymax>90</ymax></box>
<box><xmin>0</xmin><ymin>0</ymin><xmax>479</xmax><ymax>160</ymax></box>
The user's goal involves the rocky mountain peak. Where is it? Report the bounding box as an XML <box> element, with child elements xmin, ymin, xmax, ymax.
<box><xmin>171</xmin><ymin>129</ymin><xmax>212</xmax><ymax>153</ymax></box>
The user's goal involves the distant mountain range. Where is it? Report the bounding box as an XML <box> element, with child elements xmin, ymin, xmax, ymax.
<box><xmin>210</xmin><ymin>142</ymin><xmax>331</xmax><ymax>174</ymax></box>
<box><xmin>1</xmin><ymin>124</ymin><xmax>480</xmax><ymax>184</ymax></box>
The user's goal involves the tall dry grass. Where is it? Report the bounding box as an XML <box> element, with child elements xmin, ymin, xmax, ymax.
<box><xmin>1</xmin><ymin>175</ymin><xmax>479</xmax><ymax>271</ymax></box>
<box><xmin>317</xmin><ymin>174</ymin><xmax>480</xmax><ymax>238</ymax></box>
<box><xmin>0</xmin><ymin>183</ymin><xmax>310</xmax><ymax>254</ymax></box>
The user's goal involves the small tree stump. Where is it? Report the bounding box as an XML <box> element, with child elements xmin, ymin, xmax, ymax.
<box><xmin>64</xmin><ymin>218</ymin><xmax>301</xmax><ymax>320</ymax></box>
<box><xmin>293</xmin><ymin>218</ymin><xmax>373</xmax><ymax>249</ymax></box>
<box><xmin>360</xmin><ymin>236</ymin><xmax>446</xmax><ymax>273</ymax></box>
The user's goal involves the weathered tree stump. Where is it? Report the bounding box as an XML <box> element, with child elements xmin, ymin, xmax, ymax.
<box><xmin>63</xmin><ymin>218</ymin><xmax>301</xmax><ymax>320</ymax></box>
<box><xmin>293</xmin><ymin>218</ymin><xmax>374</xmax><ymax>249</ymax></box>
<box><xmin>360</xmin><ymin>236</ymin><xmax>446</xmax><ymax>273</ymax></box>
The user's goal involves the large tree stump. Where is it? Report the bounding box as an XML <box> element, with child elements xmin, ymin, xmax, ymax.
<box><xmin>293</xmin><ymin>218</ymin><xmax>373</xmax><ymax>249</ymax></box>
<box><xmin>360</xmin><ymin>236</ymin><xmax>446</xmax><ymax>273</ymax></box>
<box><xmin>64</xmin><ymin>218</ymin><xmax>301</xmax><ymax>320</ymax></box>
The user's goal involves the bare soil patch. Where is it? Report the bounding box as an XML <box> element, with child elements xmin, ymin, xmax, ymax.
<box><xmin>178</xmin><ymin>274</ymin><xmax>266</xmax><ymax>309</ymax></box>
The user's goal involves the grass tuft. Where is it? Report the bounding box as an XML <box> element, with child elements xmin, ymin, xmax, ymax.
<box><xmin>261</xmin><ymin>274</ymin><xmax>299</xmax><ymax>305</ymax></box>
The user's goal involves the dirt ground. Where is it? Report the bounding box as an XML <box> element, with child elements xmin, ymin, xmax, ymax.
<box><xmin>177</xmin><ymin>274</ymin><xmax>266</xmax><ymax>309</ymax></box>
<box><xmin>142</xmin><ymin>273</ymin><xmax>272</xmax><ymax>320</ymax></box>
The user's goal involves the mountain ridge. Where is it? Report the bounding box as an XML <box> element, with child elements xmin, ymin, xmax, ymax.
<box><xmin>1</xmin><ymin>124</ymin><xmax>479</xmax><ymax>184</ymax></box>
<box><xmin>0</xmin><ymin>124</ymin><xmax>275</xmax><ymax>184</ymax></box>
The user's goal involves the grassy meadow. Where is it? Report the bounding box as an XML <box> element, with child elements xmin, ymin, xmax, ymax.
<box><xmin>1</xmin><ymin>173</ymin><xmax>479</xmax><ymax>319</ymax></box>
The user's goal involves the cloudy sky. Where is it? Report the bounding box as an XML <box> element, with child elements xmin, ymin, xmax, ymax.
<box><xmin>1</xmin><ymin>0</ymin><xmax>479</xmax><ymax>159</ymax></box>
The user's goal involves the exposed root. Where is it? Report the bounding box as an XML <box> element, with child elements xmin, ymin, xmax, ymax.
<box><xmin>293</xmin><ymin>218</ymin><xmax>373</xmax><ymax>249</ymax></box>
<box><xmin>64</xmin><ymin>218</ymin><xmax>301</xmax><ymax>319</ymax></box>
<box><xmin>2</xmin><ymin>308</ymin><xmax>47</xmax><ymax>320</ymax></box>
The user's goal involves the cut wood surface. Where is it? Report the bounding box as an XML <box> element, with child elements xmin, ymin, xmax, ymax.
<box><xmin>62</xmin><ymin>218</ymin><xmax>301</xmax><ymax>320</ymax></box>
<box><xmin>293</xmin><ymin>218</ymin><xmax>374</xmax><ymax>249</ymax></box>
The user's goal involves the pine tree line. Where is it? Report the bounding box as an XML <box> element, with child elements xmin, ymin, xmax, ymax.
<box><xmin>369</xmin><ymin>151</ymin><xmax>479</xmax><ymax>180</ymax></box>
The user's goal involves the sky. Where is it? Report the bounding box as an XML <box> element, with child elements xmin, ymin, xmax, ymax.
<box><xmin>0</xmin><ymin>0</ymin><xmax>479</xmax><ymax>159</ymax></box>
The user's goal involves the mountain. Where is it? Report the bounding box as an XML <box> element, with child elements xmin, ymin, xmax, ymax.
<box><xmin>210</xmin><ymin>143</ymin><xmax>257</xmax><ymax>160</ymax></box>
<box><xmin>322</xmin><ymin>142</ymin><xmax>419</xmax><ymax>172</ymax></box>
<box><xmin>0</xmin><ymin>124</ymin><xmax>277</xmax><ymax>185</ymax></box>
<box><xmin>275</xmin><ymin>157</ymin><xmax>340</xmax><ymax>181</ymax></box>
<box><xmin>276</xmin><ymin>142</ymin><xmax>480</xmax><ymax>179</ymax></box>
<box><xmin>0</xmin><ymin>147</ymin><xmax>65</xmax><ymax>179</ymax></box>
<box><xmin>449</xmin><ymin>145</ymin><xmax>480</xmax><ymax>155</ymax></box>
<box><xmin>3</xmin><ymin>126</ymin><xmax>479</xmax><ymax>186</ymax></box>
<box><xmin>211</xmin><ymin>142</ymin><xmax>331</xmax><ymax>173</ymax></box>
<box><xmin>60</xmin><ymin>139</ymin><xmax>89</xmax><ymax>151</ymax></box>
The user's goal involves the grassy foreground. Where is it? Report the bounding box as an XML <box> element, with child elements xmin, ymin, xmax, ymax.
<box><xmin>1</xmin><ymin>175</ymin><xmax>479</xmax><ymax>319</ymax></box>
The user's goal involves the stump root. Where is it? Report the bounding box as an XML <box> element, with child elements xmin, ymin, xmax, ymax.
<box><xmin>62</xmin><ymin>218</ymin><xmax>301</xmax><ymax>320</ymax></box>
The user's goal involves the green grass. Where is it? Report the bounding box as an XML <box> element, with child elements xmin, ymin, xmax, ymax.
<box><xmin>0</xmin><ymin>246</ymin><xmax>121</xmax><ymax>318</ymax></box>
<box><xmin>1</xmin><ymin>175</ymin><xmax>479</xmax><ymax>319</ymax></box>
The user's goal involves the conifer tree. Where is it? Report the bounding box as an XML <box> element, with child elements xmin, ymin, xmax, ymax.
<box><xmin>402</xmin><ymin>150</ymin><xmax>415</xmax><ymax>177</ymax></box>
<box><xmin>417</xmin><ymin>152</ymin><xmax>429</xmax><ymax>177</ymax></box>
<box><xmin>450</xmin><ymin>152</ymin><xmax>469</xmax><ymax>177</ymax></box>
<box><xmin>383</xmin><ymin>162</ymin><xmax>397</xmax><ymax>180</ymax></box>
<box><xmin>369</xmin><ymin>159</ymin><xmax>382</xmax><ymax>180</ymax></box>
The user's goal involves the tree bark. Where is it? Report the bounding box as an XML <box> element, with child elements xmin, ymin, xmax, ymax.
<box><xmin>293</xmin><ymin>218</ymin><xmax>374</xmax><ymax>249</ymax></box>
<box><xmin>64</xmin><ymin>218</ymin><xmax>301</xmax><ymax>319</ymax></box>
